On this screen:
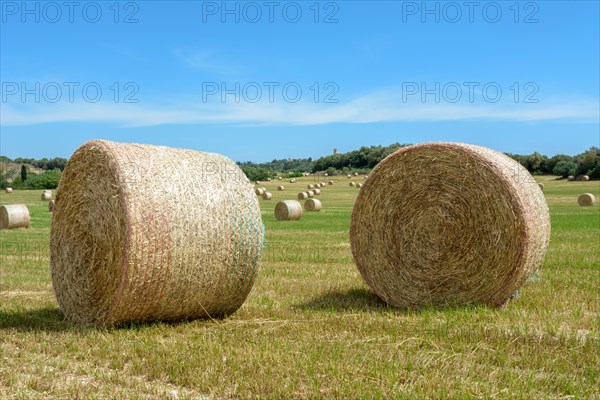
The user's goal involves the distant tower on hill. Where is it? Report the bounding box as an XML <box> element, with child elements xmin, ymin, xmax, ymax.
<box><xmin>333</xmin><ymin>148</ymin><xmax>338</xmax><ymax>155</ymax></box>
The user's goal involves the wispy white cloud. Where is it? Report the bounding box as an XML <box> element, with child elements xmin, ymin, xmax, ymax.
<box><xmin>173</xmin><ymin>49</ymin><xmax>239</xmax><ymax>75</ymax></box>
<box><xmin>1</xmin><ymin>90</ymin><xmax>598</xmax><ymax>127</ymax></box>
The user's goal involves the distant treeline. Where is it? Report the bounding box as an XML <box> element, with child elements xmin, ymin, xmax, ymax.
<box><xmin>240</xmin><ymin>144</ymin><xmax>600</xmax><ymax>181</ymax></box>
<box><xmin>0</xmin><ymin>156</ymin><xmax>68</xmax><ymax>171</ymax></box>
<box><xmin>2</xmin><ymin>145</ymin><xmax>599</xmax><ymax>187</ymax></box>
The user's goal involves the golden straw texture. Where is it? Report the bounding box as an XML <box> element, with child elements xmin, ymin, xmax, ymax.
<box><xmin>578</xmin><ymin>193</ymin><xmax>595</xmax><ymax>206</ymax></box>
<box><xmin>275</xmin><ymin>200</ymin><xmax>303</xmax><ymax>221</ymax></box>
<box><xmin>350</xmin><ymin>142</ymin><xmax>551</xmax><ymax>308</ymax></box>
<box><xmin>50</xmin><ymin>140</ymin><xmax>264</xmax><ymax>326</ymax></box>
<box><xmin>0</xmin><ymin>204</ymin><xmax>30</xmax><ymax>230</ymax></box>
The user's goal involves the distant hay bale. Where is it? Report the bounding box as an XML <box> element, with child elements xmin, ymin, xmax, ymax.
<box><xmin>313</xmin><ymin>189</ymin><xmax>321</xmax><ymax>195</ymax></box>
<box><xmin>278</xmin><ymin>177</ymin><xmax>282</xmax><ymax>180</ymax></box>
<box><xmin>277</xmin><ymin>186</ymin><xmax>285</xmax><ymax>191</ymax></box>
<box><xmin>275</xmin><ymin>200</ymin><xmax>302</xmax><ymax>221</ymax></box>
<box><xmin>262</xmin><ymin>192</ymin><xmax>273</xmax><ymax>200</ymax></box>
<box><xmin>289</xmin><ymin>178</ymin><xmax>296</xmax><ymax>183</ymax></box>
<box><xmin>538</xmin><ymin>183</ymin><xmax>544</xmax><ymax>190</ymax></box>
<box><xmin>307</xmin><ymin>191</ymin><xmax>315</xmax><ymax>198</ymax></box>
<box><xmin>350</xmin><ymin>142</ymin><xmax>551</xmax><ymax>308</ymax></box>
<box><xmin>298</xmin><ymin>192</ymin><xmax>309</xmax><ymax>200</ymax></box>
<box><xmin>347</xmin><ymin>174</ymin><xmax>352</xmax><ymax>179</ymax></box>
<box><xmin>5</xmin><ymin>188</ymin><xmax>13</xmax><ymax>193</ymax></box>
<box><xmin>578</xmin><ymin>193</ymin><xmax>595</xmax><ymax>206</ymax></box>
<box><xmin>568</xmin><ymin>176</ymin><xmax>575</xmax><ymax>181</ymax></box>
<box><xmin>315</xmin><ymin>183</ymin><xmax>321</xmax><ymax>188</ymax></box>
<box><xmin>356</xmin><ymin>183</ymin><xmax>363</xmax><ymax>188</ymax></box>
<box><xmin>49</xmin><ymin>200</ymin><xmax>56</xmax><ymax>212</ymax></box>
<box><xmin>41</xmin><ymin>192</ymin><xmax>52</xmax><ymax>201</ymax></box>
<box><xmin>50</xmin><ymin>140</ymin><xmax>264</xmax><ymax>327</ymax></box>
<box><xmin>304</xmin><ymin>198</ymin><xmax>322</xmax><ymax>212</ymax></box>
<box><xmin>0</xmin><ymin>204</ymin><xmax>30</xmax><ymax>230</ymax></box>
<box><xmin>255</xmin><ymin>188</ymin><xmax>265</xmax><ymax>196</ymax></box>
<box><xmin>349</xmin><ymin>182</ymin><xmax>356</xmax><ymax>187</ymax></box>
<box><xmin>256</xmin><ymin>181</ymin><xmax>261</xmax><ymax>185</ymax></box>
<box><xmin>328</xmin><ymin>181</ymin><xmax>334</xmax><ymax>185</ymax></box>
<box><xmin>581</xmin><ymin>175</ymin><xmax>590</xmax><ymax>181</ymax></box>
<box><xmin>354</xmin><ymin>172</ymin><xmax>359</xmax><ymax>176</ymax></box>
<box><xmin>324</xmin><ymin>173</ymin><xmax>328</xmax><ymax>176</ymax></box>
<box><xmin>307</xmin><ymin>184</ymin><xmax>314</xmax><ymax>190</ymax></box>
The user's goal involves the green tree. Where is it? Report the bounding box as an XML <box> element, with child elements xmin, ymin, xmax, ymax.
<box><xmin>20</xmin><ymin>164</ymin><xmax>27</xmax><ymax>182</ymax></box>
<box><xmin>552</xmin><ymin>161</ymin><xmax>578</xmax><ymax>178</ymax></box>
<box><xmin>23</xmin><ymin>169</ymin><xmax>62</xmax><ymax>189</ymax></box>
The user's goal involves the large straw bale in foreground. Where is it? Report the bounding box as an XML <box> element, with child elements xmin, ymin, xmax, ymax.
<box><xmin>51</xmin><ymin>140</ymin><xmax>264</xmax><ymax>326</ymax></box>
<box><xmin>350</xmin><ymin>142</ymin><xmax>550</xmax><ymax>308</ymax></box>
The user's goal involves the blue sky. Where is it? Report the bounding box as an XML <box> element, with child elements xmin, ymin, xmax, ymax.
<box><xmin>1</xmin><ymin>1</ymin><xmax>598</xmax><ymax>162</ymax></box>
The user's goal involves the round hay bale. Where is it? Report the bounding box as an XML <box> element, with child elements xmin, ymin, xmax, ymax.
<box><xmin>49</xmin><ymin>200</ymin><xmax>56</xmax><ymax>212</ymax></box>
<box><xmin>307</xmin><ymin>190</ymin><xmax>315</xmax><ymax>198</ymax></box>
<box><xmin>568</xmin><ymin>176</ymin><xmax>575</xmax><ymax>181</ymax></box>
<box><xmin>581</xmin><ymin>175</ymin><xmax>590</xmax><ymax>181</ymax></box>
<box><xmin>255</xmin><ymin>188</ymin><xmax>265</xmax><ymax>196</ymax></box>
<box><xmin>298</xmin><ymin>192</ymin><xmax>309</xmax><ymax>200</ymax></box>
<box><xmin>313</xmin><ymin>188</ymin><xmax>321</xmax><ymax>195</ymax></box>
<box><xmin>347</xmin><ymin>174</ymin><xmax>352</xmax><ymax>179</ymax></box>
<box><xmin>328</xmin><ymin>181</ymin><xmax>334</xmax><ymax>185</ymax></box>
<box><xmin>262</xmin><ymin>192</ymin><xmax>273</xmax><ymax>200</ymax></box>
<box><xmin>354</xmin><ymin>172</ymin><xmax>359</xmax><ymax>176</ymax></box>
<box><xmin>5</xmin><ymin>187</ymin><xmax>13</xmax><ymax>193</ymax></box>
<box><xmin>277</xmin><ymin>186</ymin><xmax>285</xmax><ymax>191</ymax></box>
<box><xmin>315</xmin><ymin>183</ymin><xmax>321</xmax><ymax>188</ymax></box>
<box><xmin>538</xmin><ymin>183</ymin><xmax>544</xmax><ymax>190</ymax></box>
<box><xmin>50</xmin><ymin>140</ymin><xmax>264</xmax><ymax>327</ymax></box>
<box><xmin>289</xmin><ymin>178</ymin><xmax>296</xmax><ymax>183</ymax></box>
<box><xmin>350</xmin><ymin>142</ymin><xmax>551</xmax><ymax>308</ymax></box>
<box><xmin>275</xmin><ymin>200</ymin><xmax>302</xmax><ymax>221</ymax></box>
<box><xmin>356</xmin><ymin>183</ymin><xmax>363</xmax><ymax>188</ymax></box>
<box><xmin>256</xmin><ymin>181</ymin><xmax>261</xmax><ymax>185</ymax></box>
<box><xmin>41</xmin><ymin>192</ymin><xmax>52</xmax><ymax>201</ymax></box>
<box><xmin>578</xmin><ymin>193</ymin><xmax>595</xmax><ymax>206</ymax></box>
<box><xmin>324</xmin><ymin>173</ymin><xmax>328</xmax><ymax>177</ymax></box>
<box><xmin>307</xmin><ymin>184</ymin><xmax>314</xmax><ymax>190</ymax></box>
<box><xmin>0</xmin><ymin>204</ymin><xmax>30</xmax><ymax>230</ymax></box>
<box><xmin>349</xmin><ymin>182</ymin><xmax>356</xmax><ymax>187</ymax></box>
<box><xmin>304</xmin><ymin>198</ymin><xmax>322</xmax><ymax>212</ymax></box>
<box><xmin>278</xmin><ymin>177</ymin><xmax>282</xmax><ymax>180</ymax></box>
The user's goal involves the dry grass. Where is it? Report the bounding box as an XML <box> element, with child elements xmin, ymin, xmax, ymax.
<box><xmin>1</xmin><ymin>175</ymin><xmax>599</xmax><ymax>399</ymax></box>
